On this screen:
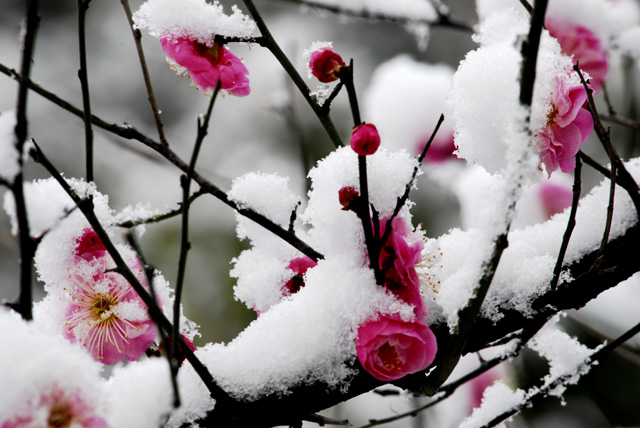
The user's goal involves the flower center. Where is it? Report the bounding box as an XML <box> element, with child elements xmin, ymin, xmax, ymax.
<box><xmin>48</xmin><ymin>400</ymin><xmax>73</xmax><ymax>428</ymax></box>
<box><xmin>91</xmin><ymin>294</ymin><xmax>114</xmax><ymax>319</ymax></box>
<box><xmin>378</xmin><ymin>341</ymin><xmax>402</xmax><ymax>371</ymax></box>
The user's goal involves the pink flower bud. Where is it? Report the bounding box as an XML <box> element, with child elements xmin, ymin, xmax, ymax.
<box><xmin>350</xmin><ymin>123</ymin><xmax>381</xmax><ymax>156</ymax></box>
<box><xmin>356</xmin><ymin>314</ymin><xmax>437</xmax><ymax>381</ymax></box>
<box><xmin>309</xmin><ymin>47</ymin><xmax>345</xmax><ymax>83</ymax></box>
<box><xmin>75</xmin><ymin>229</ymin><xmax>106</xmax><ymax>261</ymax></box>
<box><xmin>338</xmin><ymin>186</ymin><xmax>360</xmax><ymax>211</ymax></box>
<box><xmin>539</xmin><ymin>181</ymin><xmax>573</xmax><ymax>219</ymax></box>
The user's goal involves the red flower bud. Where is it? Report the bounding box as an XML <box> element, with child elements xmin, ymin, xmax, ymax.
<box><xmin>309</xmin><ymin>47</ymin><xmax>345</xmax><ymax>83</ymax></box>
<box><xmin>350</xmin><ymin>123</ymin><xmax>381</xmax><ymax>156</ymax></box>
<box><xmin>75</xmin><ymin>229</ymin><xmax>106</xmax><ymax>261</ymax></box>
<box><xmin>338</xmin><ymin>186</ymin><xmax>360</xmax><ymax>211</ymax></box>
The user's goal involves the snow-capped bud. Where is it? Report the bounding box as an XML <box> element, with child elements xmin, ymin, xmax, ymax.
<box><xmin>309</xmin><ymin>47</ymin><xmax>345</xmax><ymax>83</ymax></box>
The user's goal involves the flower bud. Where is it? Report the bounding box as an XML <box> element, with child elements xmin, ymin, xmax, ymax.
<box><xmin>309</xmin><ymin>47</ymin><xmax>345</xmax><ymax>83</ymax></box>
<box><xmin>350</xmin><ymin>123</ymin><xmax>381</xmax><ymax>156</ymax></box>
<box><xmin>338</xmin><ymin>186</ymin><xmax>360</xmax><ymax>211</ymax></box>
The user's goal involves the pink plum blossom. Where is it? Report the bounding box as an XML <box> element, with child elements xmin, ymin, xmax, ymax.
<box><xmin>160</xmin><ymin>37</ymin><xmax>250</xmax><ymax>96</ymax></box>
<box><xmin>351</xmin><ymin>123</ymin><xmax>381</xmax><ymax>156</ymax></box>
<box><xmin>378</xmin><ymin>217</ymin><xmax>425</xmax><ymax>318</ymax></box>
<box><xmin>283</xmin><ymin>256</ymin><xmax>318</xmax><ymax>295</ymax></box>
<box><xmin>539</xmin><ymin>181</ymin><xmax>573</xmax><ymax>219</ymax></box>
<box><xmin>356</xmin><ymin>314</ymin><xmax>437</xmax><ymax>381</ymax></box>
<box><xmin>64</xmin><ymin>256</ymin><xmax>156</xmax><ymax>365</ymax></box>
<box><xmin>546</xmin><ymin>19</ymin><xmax>608</xmax><ymax>91</ymax></box>
<box><xmin>1</xmin><ymin>386</ymin><xmax>108</xmax><ymax>428</ymax></box>
<box><xmin>309</xmin><ymin>47</ymin><xmax>345</xmax><ymax>83</ymax></box>
<box><xmin>534</xmin><ymin>76</ymin><xmax>594</xmax><ymax>176</ymax></box>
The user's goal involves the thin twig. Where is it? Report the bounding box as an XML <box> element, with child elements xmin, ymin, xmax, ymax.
<box><xmin>550</xmin><ymin>156</ymin><xmax>582</xmax><ymax>290</ymax></box>
<box><xmin>518</xmin><ymin>0</ymin><xmax>534</xmax><ymax>14</ymax></box>
<box><xmin>340</xmin><ymin>59</ymin><xmax>380</xmax><ymax>283</ymax></box>
<box><xmin>600</xmin><ymin>113</ymin><xmax>640</xmax><ymax>131</ymax></box>
<box><xmin>275</xmin><ymin>0</ymin><xmax>474</xmax><ymax>32</ymax></box>
<box><xmin>591</xmin><ymin>147</ymin><xmax>616</xmax><ymax>273</ymax></box>
<box><xmin>579</xmin><ymin>151</ymin><xmax>611</xmax><ymax>179</ymax></box>
<box><xmin>77</xmin><ymin>0</ymin><xmax>94</xmax><ymax>182</ymax></box>
<box><xmin>601</xmin><ymin>82</ymin><xmax>617</xmax><ymax>116</ymax></box>
<box><xmin>381</xmin><ymin>114</ymin><xmax>444</xmax><ymax>247</ymax></box>
<box><xmin>172</xmin><ymin>82</ymin><xmax>222</xmax><ymax>380</ymax></box>
<box><xmin>125</xmin><ymin>232</ymin><xmax>181</xmax><ymax>408</ymax></box>
<box><xmin>29</xmin><ymin>142</ymin><xmax>234</xmax><ymax>406</ymax></box>
<box><xmin>11</xmin><ymin>0</ymin><xmax>41</xmax><ymax>321</ymax></box>
<box><xmin>242</xmin><ymin>0</ymin><xmax>344</xmax><ymax>149</ymax></box>
<box><xmin>116</xmin><ymin>189</ymin><xmax>207</xmax><ymax>228</ymax></box>
<box><xmin>574</xmin><ymin>64</ymin><xmax>640</xmax><ymax>214</ymax></box>
<box><xmin>120</xmin><ymin>0</ymin><xmax>168</xmax><ymax>144</ymax></box>
<box><xmin>0</xmin><ymin>63</ymin><xmax>324</xmax><ymax>261</ymax></box>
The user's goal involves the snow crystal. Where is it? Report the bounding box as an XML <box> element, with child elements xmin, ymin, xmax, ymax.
<box><xmin>133</xmin><ymin>0</ymin><xmax>257</xmax><ymax>44</ymax></box>
<box><xmin>364</xmin><ymin>55</ymin><xmax>454</xmax><ymax>155</ymax></box>
<box><xmin>0</xmin><ymin>110</ymin><xmax>19</xmax><ymax>182</ymax></box>
<box><xmin>426</xmin><ymin>158</ymin><xmax>640</xmax><ymax>328</ymax></box>
<box><xmin>528</xmin><ymin>315</ymin><xmax>596</xmax><ymax>397</ymax></box>
<box><xmin>448</xmin><ymin>7</ymin><xmax>571</xmax><ymax>175</ymax></box>
<box><xmin>165</xmin><ymin>362</ymin><xmax>215</xmax><ymax>428</ymax></box>
<box><xmin>459</xmin><ymin>380</ymin><xmax>526</xmax><ymax>428</ymax></box>
<box><xmin>106</xmin><ymin>358</ymin><xmax>173</xmax><ymax>428</ymax></box>
<box><xmin>0</xmin><ymin>309</ymin><xmax>106</xmax><ymax>422</ymax></box>
<box><xmin>114</xmin><ymin>202</ymin><xmax>165</xmax><ymax>236</ymax></box>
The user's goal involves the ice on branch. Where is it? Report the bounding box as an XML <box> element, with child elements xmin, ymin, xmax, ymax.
<box><xmin>133</xmin><ymin>0</ymin><xmax>256</xmax><ymax>43</ymax></box>
<box><xmin>425</xmin><ymin>158</ymin><xmax>640</xmax><ymax>329</ymax></box>
<box><xmin>364</xmin><ymin>56</ymin><xmax>456</xmax><ymax>162</ymax></box>
<box><xmin>0</xmin><ymin>309</ymin><xmax>108</xmax><ymax>427</ymax></box>
<box><xmin>0</xmin><ymin>110</ymin><xmax>19</xmax><ymax>182</ymax></box>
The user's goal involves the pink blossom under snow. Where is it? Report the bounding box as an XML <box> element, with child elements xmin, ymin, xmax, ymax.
<box><xmin>533</xmin><ymin>75</ymin><xmax>594</xmax><ymax>176</ymax></box>
<box><xmin>161</xmin><ymin>37</ymin><xmax>250</xmax><ymax>96</ymax></box>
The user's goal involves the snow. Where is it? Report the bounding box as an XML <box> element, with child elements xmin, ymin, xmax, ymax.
<box><xmin>476</xmin><ymin>0</ymin><xmax>640</xmax><ymax>45</ymax></box>
<box><xmin>363</xmin><ymin>55</ymin><xmax>454</xmax><ymax>155</ymax></box>
<box><xmin>0</xmin><ymin>110</ymin><xmax>19</xmax><ymax>182</ymax></box>
<box><xmin>106</xmin><ymin>358</ymin><xmax>174</xmax><ymax>428</ymax></box>
<box><xmin>528</xmin><ymin>315</ymin><xmax>597</xmax><ymax>397</ymax></box>
<box><xmin>425</xmin><ymin>158</ymin><xmax>640</xmax><ymax>329</ymax></box>
<box><xmin>459</xmin><ymin>380</ymin><xmax>526</xmax><ymax>428</ymax></box>
<box><xmin>133</xmin><ymin>0</ymin><xmax>257</xmax><ymax>44</ymax></box>
<box><xmin>223</xmin><ymin>146</ymin><xmax>422</xmax><ymax>401</ymax></box>
<box><xmin>0</xmin><ymin>309</ymin><xmax>107</xmax><ymax>422</ymax></box>
<box><xmin>448</xmin><ymin>7</ymin><xmax>571</xmax><ymax>177</ymax></box>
